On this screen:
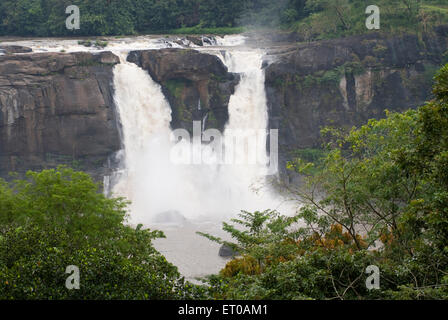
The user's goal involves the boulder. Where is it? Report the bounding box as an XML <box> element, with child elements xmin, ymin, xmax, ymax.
<box><xmin>219</xmin><ymin>244</ymin><xmax>238</xmax><ymax>258</ymax></box>
<box><xmin>186</xmin><ymin>36</ymin><xmax>203</xmax><ymax>46</ymax></box>
<box><xmin>0</xmin><ymin>45</ymin><xmax>33</xmax><ymax>54</ymax></box>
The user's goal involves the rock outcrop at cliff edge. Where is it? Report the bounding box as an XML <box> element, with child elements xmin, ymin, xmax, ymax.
<box><xmin>128</xmin><ymin>49</ymin><xmax>239</xmax><ymax>133</ymax></box>
<box><xmin>0</xmin><ymin>45</ymin><xmax>33</xmax><ymax>55</ymax></box>
<box><xmin>0</xmin><ymin>51</ymin><xmax>121</xmax><ymax>180</ymax></box>
<box><xmin>266</xmin><ymin>30</ymin><xmax>448</xmax><ymax>166</ymax></box>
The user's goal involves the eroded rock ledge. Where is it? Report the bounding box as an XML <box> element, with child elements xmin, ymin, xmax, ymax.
<box><xmin>0</xmin><ymin>51</ymin><xmax>121</xmax><ymax>180</ymax></box>
<box><xmin>128</xmin><ymin>49</ymin><xmax>239</xmax><ymax>133</ymax></box>
<box><xmin>265</xmin><ymin>30</ymin><xmax>448</xmax><ymax>166</ymax></box>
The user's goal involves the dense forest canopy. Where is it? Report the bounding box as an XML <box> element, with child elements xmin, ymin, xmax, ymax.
<box><xmin>0</xmin><ymin>0</ymin><xmax>447</xmax><ymax>38</ymax></box>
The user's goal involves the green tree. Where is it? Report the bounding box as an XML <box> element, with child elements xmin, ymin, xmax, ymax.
<box><xmin>0</xmin><ymin>167</ymin><xmax>203</xmax><ymax>300</ymax></box>
<box><xmin>202</xmin><ymin>64</ymin><xmax>448</xmax><ymax>300</ymax></box>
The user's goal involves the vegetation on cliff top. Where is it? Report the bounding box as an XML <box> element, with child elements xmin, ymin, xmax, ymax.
<box><xmin>0</xmin><ymin>0</ymin><xmax>447</xmax><ymax>39</ymax></box>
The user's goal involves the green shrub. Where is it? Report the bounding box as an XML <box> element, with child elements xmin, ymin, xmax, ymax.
<box><xmin>0</xmin><ymin>167</ymin><xmax>204</xmax><ymax>300</ymax></box>
<box><xmin>200</xmin><ymin>64</ymin><xmax>448</xmax><ymax>301</ymax></box>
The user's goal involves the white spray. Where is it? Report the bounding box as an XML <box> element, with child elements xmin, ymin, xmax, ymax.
<box><xmin>111</xmin><ymin>48</ymin><xmax>283</xmax><ymax>225</ymax></box>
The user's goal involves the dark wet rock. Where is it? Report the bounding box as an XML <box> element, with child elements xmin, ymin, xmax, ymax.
<box><xmin>219</xmin><ymin>244</ymin><xmax>238</xmax><ymax>258</ymax></box>
<box><xmin>128</xmin><ymin>48</ymin><xmax>239</xmax><ymax>132</ymax></box>
<box><xmin>0</xmin><ymin>51</ymin><xmax>121</xmax><ymax>181</ymax></box>
<box><xmin>186</xmin><ymin>36</ymin><xmax>203</xmax><ymax>46</ymax></box>
<box><xmin>0</xmin><ymin>45</ymin><xmax>33</xmax><ymax>54</ymax></box>
<box><xmin>201</xmin><ymin>36</ymin><xmax>217</xmax><ymax>46</ymax></box>
<box><xmin>265</xmin><ymin>31</ymin><xmax>448</xmax><ymax>183</ymax></box>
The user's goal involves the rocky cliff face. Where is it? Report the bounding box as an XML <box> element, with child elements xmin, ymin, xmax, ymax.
<box><xmin>265</xmin><ymin>29</ymin><xmax>448</xmax><ymax>166</ymax></box>
<box><xmin>1</xmin><ymin>30</ymin><xmax>447</xmax><ymax>182</ymax></box>
<box><xmin>127</xmin><ymin>49</ymin><xmax>239</xmax><ymax>133</ymax></box>
<box><xmin>0</xmin><ymin>48</ymin><xmax>239</xmax><ymax>180</ymax></box>
<box><xmin>0</xmin><ymin>51</ymin><xmax>121</xmax><ymax>180</ymax></box>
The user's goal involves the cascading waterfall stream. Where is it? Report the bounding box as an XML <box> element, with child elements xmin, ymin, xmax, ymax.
<box><xmin>112</xmin><ymin>49</ymin><xmax>282</xmax><ymax>225</ymax></box>
<box><xmin>111</xmin><ymin>52</ymin><xmax>174</xmax><ymax>223</ymax></box>
<box><xmin>5</xmin><ymin>35</ymin><xmax>293</xmax><ymax>279</ymax></box>
<box><xmin>110</xmin><ymin>44</ymin><xmax>293</xmax><ymax>279</ymax></box>
<box><xmin>219</xmin><ymin>50</ymin><xmax>271</xmax><ymax>206</ymax></box>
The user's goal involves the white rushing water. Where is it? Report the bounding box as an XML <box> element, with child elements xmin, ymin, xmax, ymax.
<box><xmin>111</xmin><ymin>52</ymin><xmax>173</xmax><ymax>222</ymax></box>
<box><xmin>109</xmin><ymin>40</ymin><xmax>293</xmax><ymax>279</ymax></box>
<box><xmin>111</xmin><ymin>47</ymin><xmax>283</xmax><ymax>225</ymax></box>
<box><xmin>1</xmin><ymin>35</ymin><xmax>245</xmax><ymax>54</ymax></box>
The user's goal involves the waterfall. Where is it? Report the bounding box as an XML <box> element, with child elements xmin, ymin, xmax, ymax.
<box><xmin>221</xmin><ymin>50</ymin><xmax>270</xmax><ymax>188</ymax></box>
<box><xmin>111</xmin><ymin>48</ymin><xmax>281</xmax><ymax>225</ymax></box>
<box><xmin>112</xmin><ymin>53</ymin><xmax>173</xmax><ymax>223</ymax></box>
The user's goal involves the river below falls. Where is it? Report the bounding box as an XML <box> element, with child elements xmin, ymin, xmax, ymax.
<box><xmin>151</xmin><ymin>220</ymin><xmax>232</xmax><ymax>283</ymax></box>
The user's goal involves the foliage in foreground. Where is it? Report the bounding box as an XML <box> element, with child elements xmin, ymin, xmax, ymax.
<box><xmin>200</xmin><ymin>64</ymin><xmax>448</xmax><ymax>300</ymax></box>
<box><xmin>0</xmin><ymin>167</ymin><xmax>202</xmax><ymax>300</ymax></box>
